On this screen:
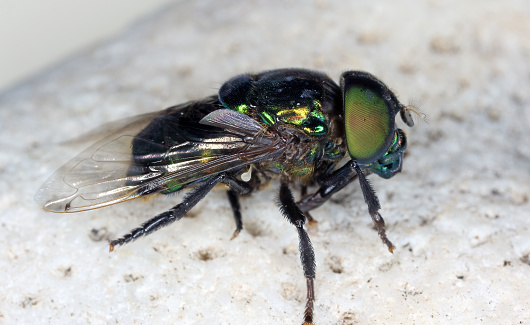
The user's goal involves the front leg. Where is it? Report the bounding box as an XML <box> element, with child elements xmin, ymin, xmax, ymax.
<box><xmin>297</xmin><ymin>161</ymin><xmax>358</xmax><ymax>213</ymax></box>
<box><xmin>298</xmin><ymin>160</ymin><xmax>395</xmax><ymax>253</ymax></box>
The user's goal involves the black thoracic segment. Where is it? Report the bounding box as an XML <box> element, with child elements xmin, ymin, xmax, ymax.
<box><xmin>226</xmin><ymin>189</ymin><xmax>243</xmax><ymax>240</ymax></box>
<box><xmin>109</xmin><ymin>173</ymin><xmax>251</xmax><ymax>251</ymax></box>
<box><xmin>351</xmin><ymin>162</ymin><xmax>395</xmax><ymax>252</ymax></box>
<box><xmin>297</xmin><ymin>160</ymin><xmax>359</xmax><ymax>213</ymax></box>
<box><xmin>278</xmin><ymin>179</ymin><xmax>316</xmax><ymax>325</ymax></box>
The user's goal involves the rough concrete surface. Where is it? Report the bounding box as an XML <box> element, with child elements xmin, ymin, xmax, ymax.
<box><xmin>1</xmin><ymin>0</ymin><xmax>529</xmax><ymax>324</ymax></box>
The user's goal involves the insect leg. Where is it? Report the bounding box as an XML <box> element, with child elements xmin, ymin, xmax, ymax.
<box><xmin>221</xmin><ymin>174</ymin><xmax>252</xmax><ymax>195</ymax></box>
<box><xmin>221</xmin><ymin>173</ymin><xmax>254</xmax><ymax>239</ymax></box>
<box><xmin>351</xmin><ymin>161</ymin><xmax>395</xmax><ymax>253</ymax></box>
<box><xmin>278</xmin><ymin>179</ymin><xmax>316</xmax><ymax>325</ymax></box>
<box><xmin>297</xmin><ymin>160</ymin><xmax>394</xmax><ymax>253</ymax></box>
<box><xmin>297</xmin><ymin>161</ymin><xmax>358</xmax><ymax>213</ymax></box>
<box><xmin>109</xmin><ymin>173</ymin><xmax>226</xmax><ymax>252</ymax></box>
<box><xmin>226</xmin><ymin>190</ymin><xmax>243</xmax><ymax>240</ymax></box>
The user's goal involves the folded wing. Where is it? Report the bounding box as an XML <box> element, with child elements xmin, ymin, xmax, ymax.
<box><xmin>35</xmin><ymin>97</ymin><xmax>284</xmax><ymax>212</ymax></box>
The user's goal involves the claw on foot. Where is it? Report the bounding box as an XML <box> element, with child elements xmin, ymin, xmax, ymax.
<box><xmin>230</xmin><ymin>228</ymin><xmax>241</xmax><ymax>240</ymax></box>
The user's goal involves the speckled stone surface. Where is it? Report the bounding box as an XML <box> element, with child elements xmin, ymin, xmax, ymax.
<box><xmin>1</xmin><ymin>0</ymin><xmax>529</xmax><ymax>324</ymax></box>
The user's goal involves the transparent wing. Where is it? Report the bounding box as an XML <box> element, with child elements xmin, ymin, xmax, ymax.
<box><xmin>35</xmin><ymin>97</ymin><xmax>284</xmax><ymax>213</ymax></box>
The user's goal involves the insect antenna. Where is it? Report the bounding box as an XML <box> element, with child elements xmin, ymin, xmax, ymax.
<box><xmin>399</xmin><ymin>98</ymin><xmax>428</xmax><ymax>127</ymax></box>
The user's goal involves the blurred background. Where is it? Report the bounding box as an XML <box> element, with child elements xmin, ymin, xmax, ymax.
<box><xmin>0</xmin><ymin>0</ymin><xmax>176</xmax><ymax>92</ymax></box>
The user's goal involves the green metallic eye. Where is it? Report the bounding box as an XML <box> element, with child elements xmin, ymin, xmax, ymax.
<box><xmin>342</xmin><ymin>71</ymin><xmax>397</xmax><ymax>164</ymax></box>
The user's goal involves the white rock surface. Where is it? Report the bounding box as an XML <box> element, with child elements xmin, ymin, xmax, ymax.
<box><xmin>1</xmin><ymin>0</ymin><xmax>529</xmax><ymax>324</ymax></box>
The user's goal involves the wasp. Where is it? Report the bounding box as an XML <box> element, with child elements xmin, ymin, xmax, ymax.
<box><xmin>36</xmin><ymin>68</ymin><xmax>419</xmax><ymax>324</ymax></box>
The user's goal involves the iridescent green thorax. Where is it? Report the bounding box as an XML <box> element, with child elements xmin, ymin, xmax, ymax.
<box><xmin>218</xmin><ymin>69</ymin><xmax>345</xmax><ymax>181</ymax></box>
<box><xmin>218</xmin><ymin>69</ymin><xmax>338</xmax><ymax>137</ymax></box>
<box><xmin>232</xmin><ymin>103</ymin><xmax>249</xmax><ymax>115</ymax></box>
<box><xmin>259</xmin><ymin>100</ymin><xmax>328</xmax><ymax>136</ymax></box>
<box><xmin>260</xmin><ymin>141</ymin><xmax>345</xmax><ymax>183</ymax></box>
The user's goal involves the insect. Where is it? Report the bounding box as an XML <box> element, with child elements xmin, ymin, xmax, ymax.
<box><xmin>36</xmin><ymin>68</ymin><xmax>419</xmax><ymax>324</ymax></box>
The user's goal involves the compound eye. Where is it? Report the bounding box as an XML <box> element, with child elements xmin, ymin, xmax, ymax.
<box><xmin>342</xmin><ymin>73</ymin><xmax>395</xmax><ymax>164</ymax></box>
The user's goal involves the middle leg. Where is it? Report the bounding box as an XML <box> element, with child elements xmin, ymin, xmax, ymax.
<box><xmin>278</xmin><ymin>179</ymin><xmax>316</xmax><ymax>325</ymax></box>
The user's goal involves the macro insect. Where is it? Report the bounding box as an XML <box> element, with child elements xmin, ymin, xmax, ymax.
<box><xmin>36</xmin><ymin>68</ymin><xmax>419</xmax><ymax>325</ymax></box>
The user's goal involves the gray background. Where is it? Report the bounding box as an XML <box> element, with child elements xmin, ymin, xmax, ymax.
<box><xmin>1</xmin><ymin>0</ymin><xmax>529</xmax><ymax>324</ymax></box>
<box><xmin>0</xmin><ymin>0</ymin><xmax>174</xmax><ymax>91</ymax></box>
